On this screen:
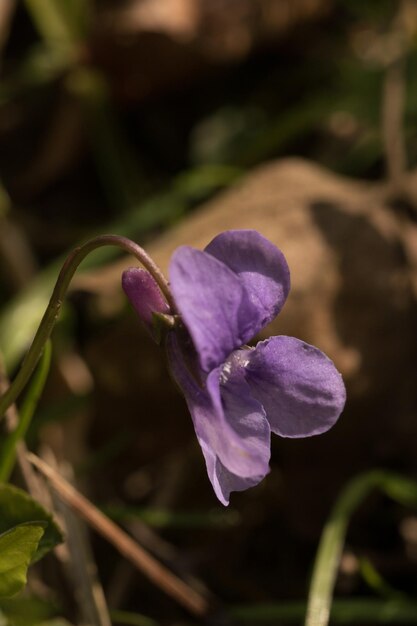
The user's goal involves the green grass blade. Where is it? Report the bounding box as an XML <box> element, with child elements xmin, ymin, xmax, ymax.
<box><xmin>0</xmin><ymin>341</ymin><xmax>52</xmax><ymax>482</ymax></box>
<box><xmin>305</xmin><ymin>470</ymin><xmax>417</xmax><ymax>626</ymax></box>
<box><xmin>359</xmin><ymin>556</ymin><xmax>406</xmax><ymax>600</ymax></box>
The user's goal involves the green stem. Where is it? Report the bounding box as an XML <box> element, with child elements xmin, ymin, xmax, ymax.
<box><xmin>0</xmin><ymin>235</ymin><xmax>173</xmax><ymax>418</ymax></box>
<box><xmin>0</xmin><ymin>341</ymin><xmax>52</xmax><ymax>482</ymax></box>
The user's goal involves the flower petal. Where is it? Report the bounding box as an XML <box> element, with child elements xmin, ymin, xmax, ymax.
<box><xmin>199</xmin><ymin>441</ymin><xmax>268</xmax><ymax>506</ymax></box>
<box><xmin>169</xmin><ymin>246</ymin><xmax>262</xmax><ymax>372</ymax></box>
<box><xmin>216</xmin><ymin>356</ymin><xmax>271</xmax><ymax>478</ymax></box>
<box><xmin>245</xmin><ymin>336</ymin><xmax>346</xmax><ymax>437</ymax></box>
<box><xmin>122</xmin><ymin>267</ymin><xmax>170</xmax><ymax>327</ymax></box>
<box><xmin>166</xmin><ymin>334</ymin><xmax>270</xmax><ymax>489</ymax></box>
<box><xmin>205</xmin><ymin>230</ymin><xmax>290</xmax><ymax>329</ymax></box>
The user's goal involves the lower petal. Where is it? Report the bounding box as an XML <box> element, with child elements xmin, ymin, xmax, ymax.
<box><xmin>246</xmin><ymin>336</ymin><xmax>346</xmax><ymax>438</ymax></box>
<box><xmin>200</xmin><ymin>440</ymin><xmax>269</xmax><ymax>506</ymax></box>
<box><xmin>166</xmin><ymin>334</ymin><xmax>271</xmax><ymax>493</ymax></box>
<box><xmin>215</xmin><ymin>359</ymin><xmax>271</xmax><ymax>478</ymax></box>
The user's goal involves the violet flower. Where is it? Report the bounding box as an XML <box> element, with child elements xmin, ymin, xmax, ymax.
<box><xmin>123</xmin><ymin>230</ymin><xmax>346</xmax><ymax>505</ymax></box>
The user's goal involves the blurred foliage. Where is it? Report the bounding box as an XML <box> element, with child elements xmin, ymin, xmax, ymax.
<box><xmin>231</xmin><ymin>599</ymin><xmax>417</xmax><ymax>624</ymax></box>
<box><xmin>103</xmin><ymin>504</ymin><xmax>240</xmax><ymax>530</ymax></box>
<box><xmin>0</xmin><ymin>595</ymin><xmax>68</xmax><ymax>626</ymax></box>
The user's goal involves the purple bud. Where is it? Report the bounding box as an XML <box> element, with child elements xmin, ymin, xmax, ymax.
<box><xmin>122</xmin><ymin>268</ymin><xmax>170</xmax><ymax>330</ymax></box>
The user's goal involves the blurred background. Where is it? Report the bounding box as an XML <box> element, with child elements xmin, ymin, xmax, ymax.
<box><xmin>1</xmin><ymin>1</ymin><xmax>417</xmax><ymax>625</ymax></box>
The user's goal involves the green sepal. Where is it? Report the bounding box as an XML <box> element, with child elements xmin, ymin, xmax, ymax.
<box><xmin>150</xmin><ymin>312</ymin><xmax>177</xmax><ymax>345</ymax></box>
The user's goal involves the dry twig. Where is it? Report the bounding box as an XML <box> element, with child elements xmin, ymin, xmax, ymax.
<box><xmin>27</xmin><ymin>452</ymin><xmax>210</xmax><ymax>618</ymax></box>
<box><xmin>43</xmin><ymin>450</ymin><xmax>112</xmax><ymax>626</ymax></box>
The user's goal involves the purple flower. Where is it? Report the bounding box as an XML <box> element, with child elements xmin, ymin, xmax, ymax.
<box><xmin>123</xmin><ymin>230</ymin><xmax>346</xmax><ymax>505</ymax></box>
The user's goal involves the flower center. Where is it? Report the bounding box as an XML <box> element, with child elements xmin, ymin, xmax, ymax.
<box><xmin>219</xmin><ymin>349</ymin><xmax>252</xmax><ymax>385</ymax></box>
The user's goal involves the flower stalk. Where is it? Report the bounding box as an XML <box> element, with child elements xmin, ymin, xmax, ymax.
<box><xmin>0</xmin><ymin>235</ymin><xmax>172</xmax><ymax>418</ymax></box>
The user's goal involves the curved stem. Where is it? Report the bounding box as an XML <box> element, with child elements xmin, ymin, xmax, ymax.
<box><xmin>0</xmin><ymin>235</ymin><xmax>173</xmax><ymax>417</ymax></box>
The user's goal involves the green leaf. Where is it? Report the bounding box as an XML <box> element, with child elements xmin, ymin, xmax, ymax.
<box><xmin>0</xmin><ymin>524</ymin><xmax>45</xmax><ymax>598</ymax></box>
<box><xmin>0</xmin><ymin>485</ymin><xmax>63</xmax><ymax>561</ymax></box>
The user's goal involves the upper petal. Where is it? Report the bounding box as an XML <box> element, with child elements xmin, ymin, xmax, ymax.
<box><xmin>169</xmin><ymin>246</ymin><xmax>262</xmax><ymax>372</ymax></box>
<box><xmin>166</xmin><ymin>333</ymin><xmax>270</xmax><ymax>490</ymax></box>
<box><xmin>205</xmin><ymin>230</ymin><xmax>290</xmax><ymax>329</ymax></box>
<box><xmin>245</xmin><ymin>336</ymin><xmax>346</xmax><ymax>438</ymax></box>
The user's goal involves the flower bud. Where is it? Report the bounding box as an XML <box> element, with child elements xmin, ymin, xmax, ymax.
<box><xmin>122</xmin><ymin>268</ymin><xmax>171</xmax><ymax>339</ymax></box>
